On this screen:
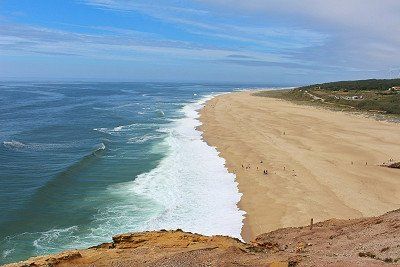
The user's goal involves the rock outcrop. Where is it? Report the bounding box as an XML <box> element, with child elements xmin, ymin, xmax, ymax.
<box><xmin>4</xmin><ymin>209</ymin><xmax>400</xmax><ymax>267</ymax></box>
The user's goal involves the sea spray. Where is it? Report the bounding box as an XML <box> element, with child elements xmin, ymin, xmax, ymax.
<box><xmin>130</xmin><ymin>95</ymin><xmax>245</xmax><ymax>238</ymax></box>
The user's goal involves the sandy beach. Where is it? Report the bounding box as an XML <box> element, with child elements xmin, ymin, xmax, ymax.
<box><xmin>199</xmin><ymin>91</ymin><xmax>400</xmax><ymax>241</ymax></box>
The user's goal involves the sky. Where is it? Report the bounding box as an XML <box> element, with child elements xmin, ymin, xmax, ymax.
<box><xmin>1</xmin><ymin>0</ymin><xmax>400</xmax><ymax>84</ymax></box>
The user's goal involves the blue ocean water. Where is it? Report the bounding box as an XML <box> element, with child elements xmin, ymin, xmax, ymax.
<box><xmin>0</xmin><ymin>82</ymin><xmax>263</xmax><ymax>264</ymax></box>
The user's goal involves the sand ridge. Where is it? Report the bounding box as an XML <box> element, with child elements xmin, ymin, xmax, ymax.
<box><xmin>199</xmin><ymin>91</ymin><xmax>400</xmax><ymax>241</ymax></box>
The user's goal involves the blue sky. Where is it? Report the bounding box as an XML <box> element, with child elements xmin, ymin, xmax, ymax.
<box><xmin>1</xmin><ymin>0</ymin><xmax>400</xmax><ymax>83</ymax></box>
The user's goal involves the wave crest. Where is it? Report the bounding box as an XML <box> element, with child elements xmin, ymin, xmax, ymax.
<box><xmin>93</xmin><ymin>123</ymin><xmax>160</xmax><ymax>136</ymax></box>
<box><xmin>2</xmin><ymin>140</ymin><xmax>80</xmax><ymax>151</ymax></box>
<box><xmin>3</xmin><ymin>140</ymin><xmax>27</xmax><ymax>150</ymax></box>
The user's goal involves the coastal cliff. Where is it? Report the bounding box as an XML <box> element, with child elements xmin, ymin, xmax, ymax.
<box><xmin>4</xmin><ymin>209</ymin><xmax>400</xmax><ymax>267</ymax></box>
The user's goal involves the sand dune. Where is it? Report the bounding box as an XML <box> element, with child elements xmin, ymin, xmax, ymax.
<box><xmin>200</xmin><ymin>91</ymin><xmax>400</xmax><ymax>241</ymax></box>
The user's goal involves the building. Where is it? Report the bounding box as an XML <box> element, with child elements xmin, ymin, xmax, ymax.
<box><xmin>343</xmin><ymin>95</ymin><xmax>363</xmax><ymax>100</ymax></box>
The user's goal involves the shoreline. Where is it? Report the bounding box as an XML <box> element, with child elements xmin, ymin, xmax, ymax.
<box><xmin>130</xmin><ymin>95</ymin><xmax>244</xmax><ymax>238</ymax></box>
<box><xmin>196</xmin><ymin>94</ymin><xmax>250</xmax><ymax>240</ymax></box>
<box><xmin>199</xmin><ymin>91</ymin><xmax>400</xmax><ymax>241</ymax></box>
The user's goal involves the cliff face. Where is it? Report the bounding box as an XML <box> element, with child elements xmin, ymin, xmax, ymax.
<box><xmin>254</xmin><ymin>209</ymin><xmax>400</xmax><ymax>266</ymax></box>
<box><xmin>4</xmin><ymin>209</ymin><xmax>400</xmax><ymax>267</ymax></box>
<box><xmin>4</xmin><ymin>231</ymin><xmax>271</xmax><ymax>267</ymax></box>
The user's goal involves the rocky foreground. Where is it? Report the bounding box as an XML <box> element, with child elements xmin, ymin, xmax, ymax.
<box><xmin>4</xmin><ymin>209</ymin><xmax>400</xmax><ymax>267</ymax></box>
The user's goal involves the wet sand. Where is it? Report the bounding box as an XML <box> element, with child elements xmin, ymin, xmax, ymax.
<box><xmin>199</xmin><ymin>91</ymin><xmax>400</xmax><ymax>241</ymax></box>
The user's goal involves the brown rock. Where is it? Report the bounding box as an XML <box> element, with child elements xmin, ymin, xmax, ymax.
<box><xmin>4</xmin><ymin>209</ymin><xmax>400</xmax><ymax>267</ymax></box>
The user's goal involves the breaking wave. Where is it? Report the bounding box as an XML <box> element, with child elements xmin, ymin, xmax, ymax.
<box><xmin>124</xmin><ymin>95</ymin><xmax>245</xmax><ymax>238</ymax></box>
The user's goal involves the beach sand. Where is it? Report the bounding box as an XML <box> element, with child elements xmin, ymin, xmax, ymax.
<box><xmin>199</xmin><ymin>91</ymin><xmax>400</xmax><ymax>241</ymax></box>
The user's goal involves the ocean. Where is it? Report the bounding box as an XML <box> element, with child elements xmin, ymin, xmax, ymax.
<box><xmin>0</xmin><ymin>82</ymin><xmax>261</xmax><ymax>264</ymax></box>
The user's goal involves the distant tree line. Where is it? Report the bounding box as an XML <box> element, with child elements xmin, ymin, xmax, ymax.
<box><xmin>298</xmin><ymin>79</ymin><xmax>400</xmax><ymax>91</ymax></box>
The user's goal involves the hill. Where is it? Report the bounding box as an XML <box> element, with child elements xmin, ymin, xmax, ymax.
<box><xmin>256</xmin><ymin>79</ymin><xmax>400</xmax><ymax>115</ymax></box>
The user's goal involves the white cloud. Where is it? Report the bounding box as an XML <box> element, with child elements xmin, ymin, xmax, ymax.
<box><xmin>197</xmin><ymin>1</ymin><xmax>400</xmax><ymax>51</ymax></box>
<box><xmin>81</xmin><ymin>0</ymin><xmax>329</xmax><ymax>59</ymax></box>
<box><xmin>199</xmin><ymin>0</ymin><xmax>400</xmax><ymax>33</ymax></box>
<box><xmin>0</xmin><ymin>23</ymin><xmax>293</xmax><ymax>65</ymax></box>
<box><xmin>2</xmin><ymin>0</ymin><xmax>399</xmax><ymax>80</ymax></box>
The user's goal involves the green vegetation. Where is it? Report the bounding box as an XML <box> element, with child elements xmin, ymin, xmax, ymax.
<box><xmin>255</xmin><ymin>79</ymin><xmax>400</xmax><ymax>115</ymax></box>
<box><xmin>299</xmin><ymin>78</ymin><xmax>400</xmax><ymax>91</ymax></box>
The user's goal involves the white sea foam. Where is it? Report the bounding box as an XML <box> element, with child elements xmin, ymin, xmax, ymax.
<box><xmin>3</xmin><ymin>140</ymin><xmax>27</xmax><ymax>150</ymax></box>
<box><xmin>93</xmin><ymin>123</ymin><xmax>158</xmax><ymax>136</ymax></box>
<box><xmin>113</xmin><ymin>126</ymin><xmax>124</xmax><ymax>132</ymax></box>
<box><xmin>96</xmin><ymin>142</ymin><xmax>106</xmax><ymax>151</ymax></box>
<box><xmin>93</xmin><ymin>103</ymin><xmax>141</xmax><ymax>111</ymax></box>
<box><xmin>32</xmin><ymin>226</ymin><xmax>79</xmax><ymax>251</ymax></box>
<box><xmin>127</xmin><ymin>133</ymin><xmax>163</xmax><ymax>144</ymax></box>
<box><xmin>156</xmin><ymin>109</ymin><xmax>165</xmax><ymax>117</ymax></box>
<box><xmin>1</xmin><ymin>226</ymin><xmax>82</xmax><ymax>260</ymax></box>
<box><xmin>2</xmin><ymin>140</ymin><xmax>80</xmax><ymax>151</ymax></box>
<box><xmin>128</xmin><ymin>94</ymin><xmax>245</xmax><ymax>239</ymax></box>
<box><xmin>1</xmin><ymin>249</ymin><xmax>15</xmax><ymax>259</ymax></box>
